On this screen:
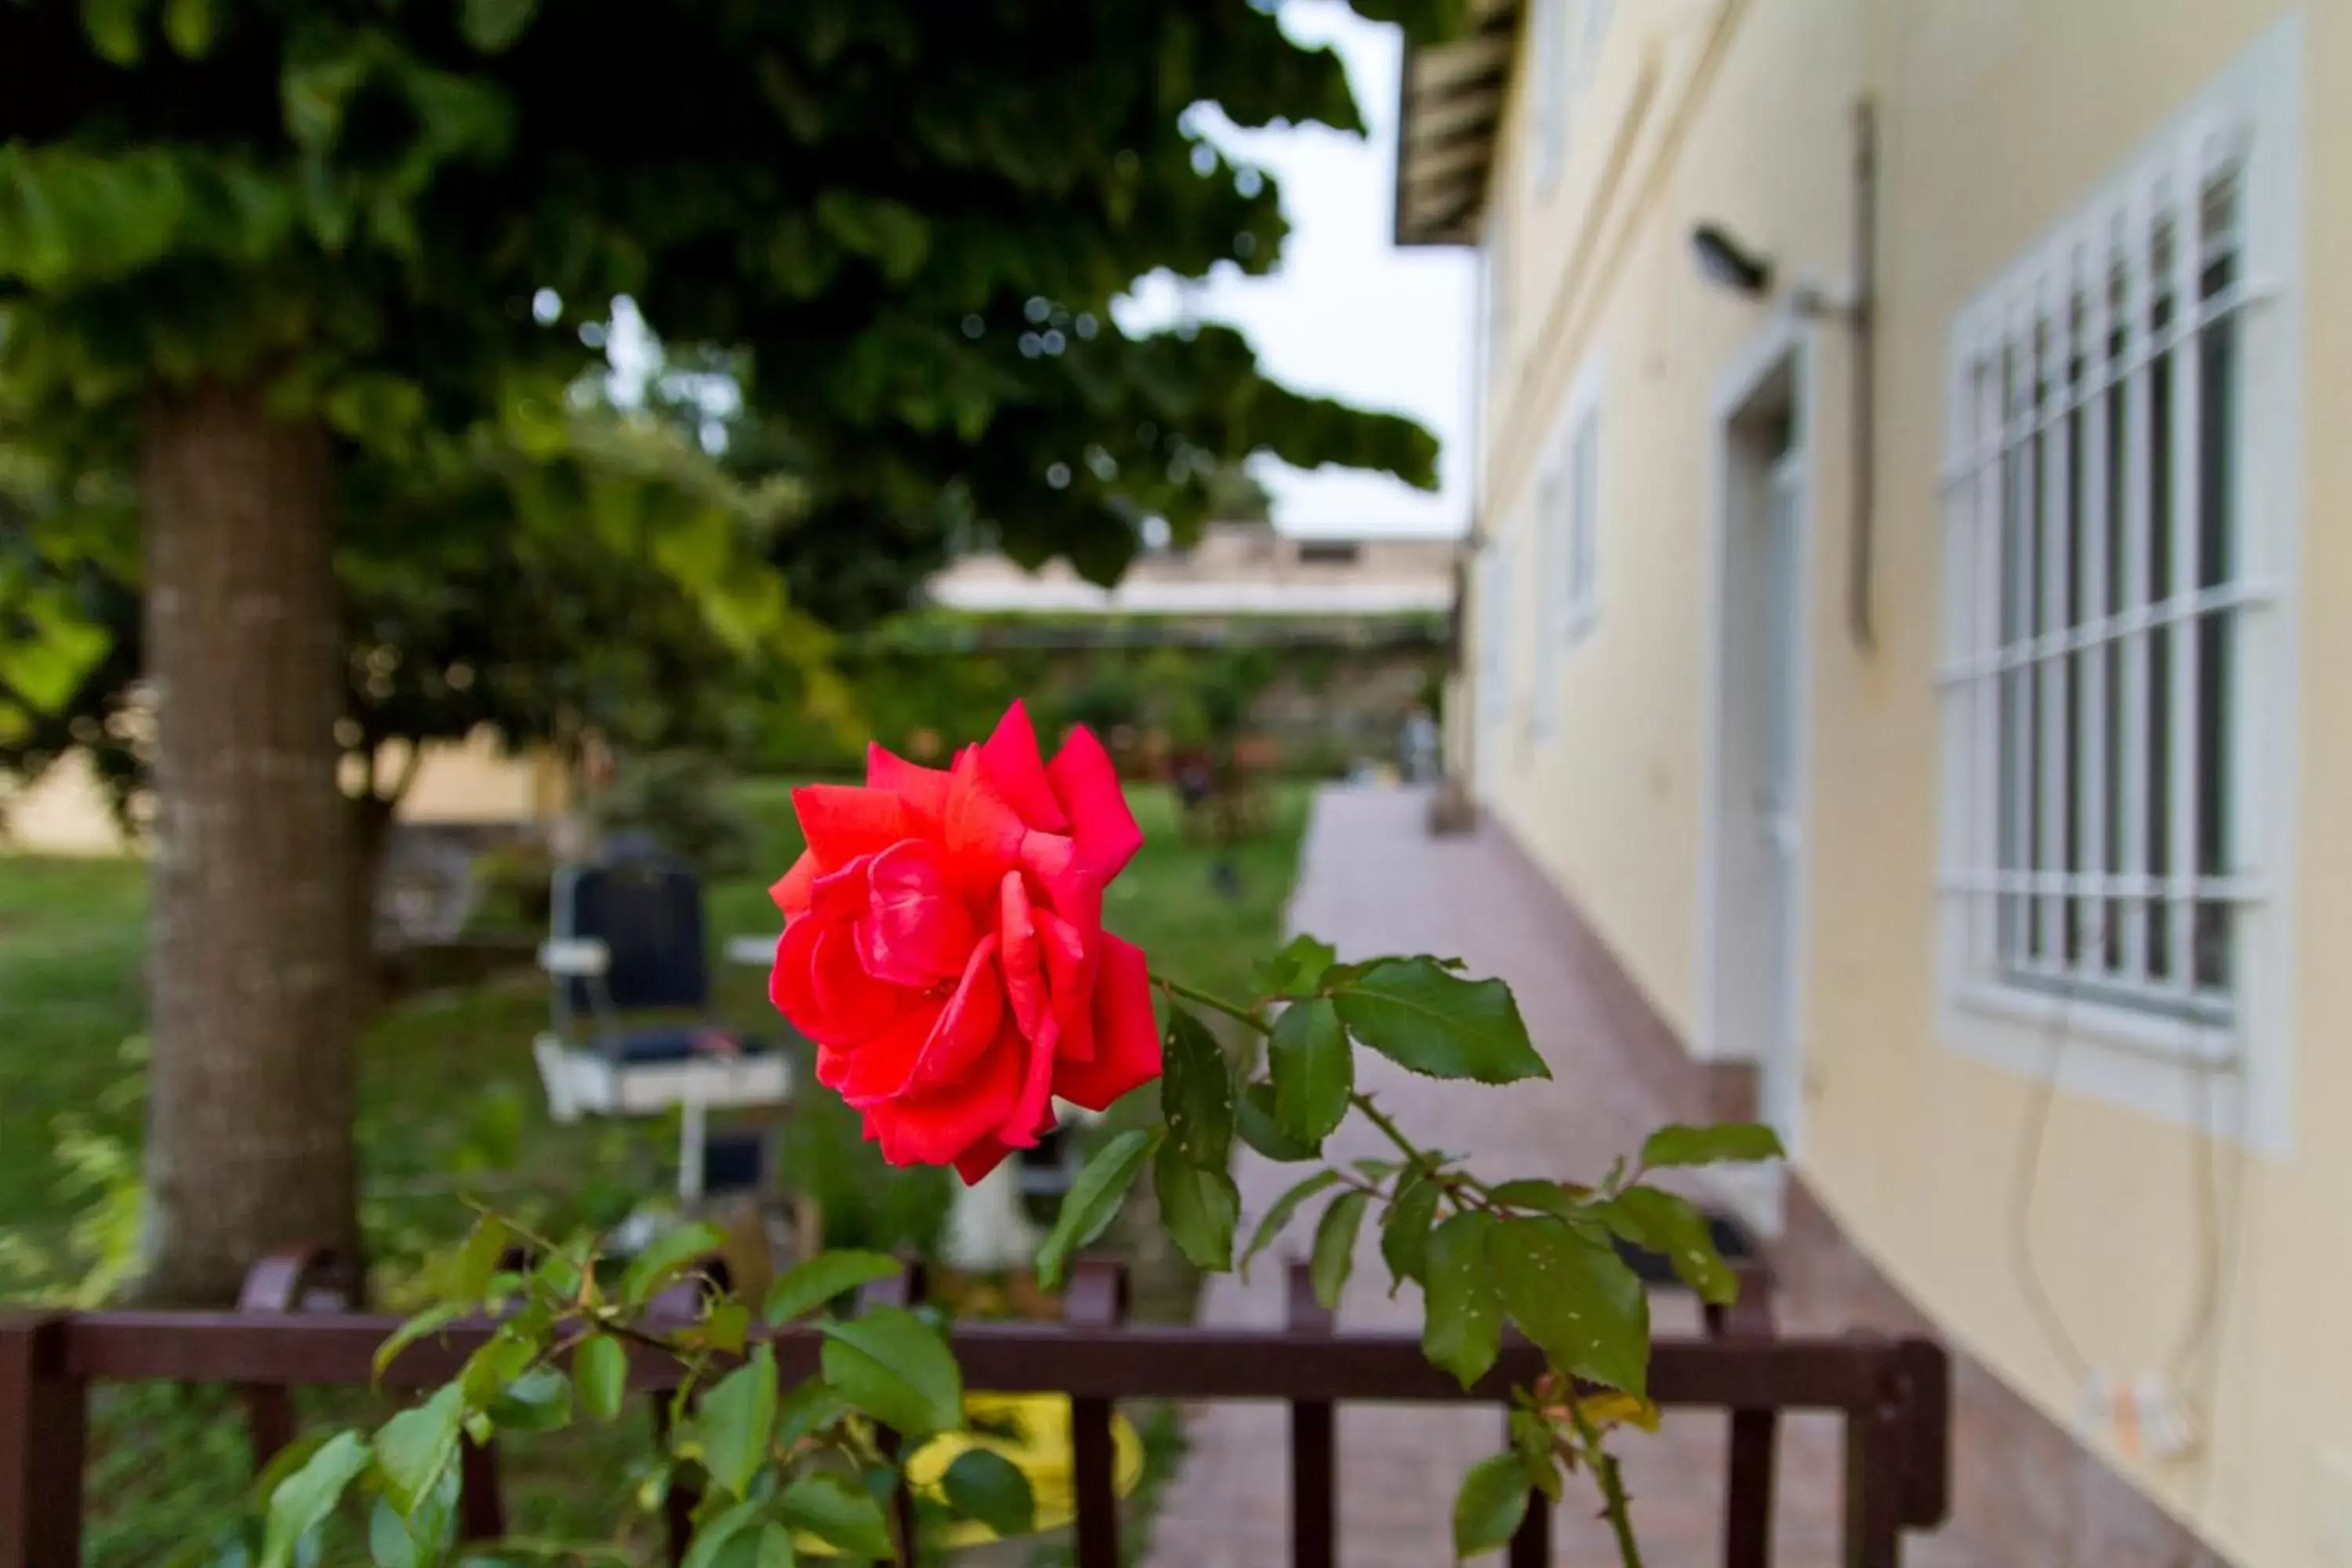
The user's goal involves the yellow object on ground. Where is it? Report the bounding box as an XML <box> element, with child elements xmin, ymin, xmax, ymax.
<box><xmin>902</xmin><ymin>1392</ymin><xmax>1146</xmax><ymax>1548</ymax></box>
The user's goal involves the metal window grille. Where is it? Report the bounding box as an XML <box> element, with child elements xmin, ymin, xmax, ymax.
<box><xmin>1938</xmin><ymin>96</ymin><xmax>2286</xmax><ymax>1048</ymax></box>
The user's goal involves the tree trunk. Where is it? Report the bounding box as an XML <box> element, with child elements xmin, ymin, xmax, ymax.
<box><xmin>136</xmin><ymin>380</ymin><xmax>359</xmax><ymax>1305</ymax></box>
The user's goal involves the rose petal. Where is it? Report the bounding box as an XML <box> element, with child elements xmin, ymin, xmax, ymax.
<box><xmin>769</xmin><ymin>920</ymin><xmax>824</xmax><ymax>1032</ymax></box>
<box><xmin>907</xmin><ymin>935</ymin><xmax>1006</xmax><ymax>1093</ymax></box>
<box><xmin>793</xmin><ymin>784</ymin><xmax>913</xmax><ymax>869</ymax></box>
<box><xmin>942</xmin><ymin>746</ymin><xmax>1027</xmax><ymax>899</ymax></box>
<box><xmin>771</xmin><ymin>851</ymin><xmax>819</xmax><ymax>919</ymax></box>
<box><xmin>807</xmin><ymin>923</ymin><xmax>903</xmax><ymax>1045</ymax></box>
<box><xmin>867</xmin><ymin>742</ymin><xmax>952</xmax><ymax>829</ymax></box>
<box><xmin>953</xmin><ymin>1137</ymin><xmax>1017</xmax><ymax>1185</ymax></box>
<box><xmin>996</xmin><ymin>1011</ymin><xmax>1059</xmax><ymax>1150</ymax></box>
<box><xmin>979</xmin><ymin>700</ymin><xmax>1070</xmax><ymax>832</ymax></box>
<box><xmin>869</xmin><ymin>1029</ymin><xmax>1025</xmax><ymax>1168</ymax></box>
<box><xmin>1021</xmin><ymin>834</ymin><xmax>1102</xmax><ymax>1062</ymax></box>
<box><xmin>858</xmin><ymin>840</ymin><xmax>976</xmax><ymax>985</ymax></box>
<box><xmin>1036</xmin><ymin>908</ymin><xmax>1096</xmax><ymax>1064</ymax></box>
<box><xmin>997</xmin><ymin>871</ymin><xmax>1048</xmax><ymax>1040</ymax></box>
<box><xmin>1045</xmin><ymin>726</ymin><xmax>1143</xmax><ymax>881</ymax></box>
<box><xmin>956</xmin><ymin>1100</ymin><xmax>1062</xmax><ymax>1184</ymax></box>
<box><xmin>837</xmin><ymin>1000</ymin><xmax>946</xmax><ymax>1107</ymax></box>
<box><xmin>811</xmin><ymin>858</ymin><xmax>872</xmax><ymax>922</ymax></box>
<box><xmin>1052</xmin><ymin>933</ymin><xmax>1162</xmax><ymax>1110</ymax></box>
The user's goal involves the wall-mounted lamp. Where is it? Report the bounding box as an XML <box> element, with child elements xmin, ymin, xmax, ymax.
<box><xmin>1686</xmin><ymin>103</ymin><xmax>1882</xmax><ymax>654</ymax></box>
<box><xmin>1690</xmin><ymin>223</ymin><xmax>1773</xmax><ymax>297</ymax></box>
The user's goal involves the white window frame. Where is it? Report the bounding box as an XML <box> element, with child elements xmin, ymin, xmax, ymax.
<box><xmin>1933</xmin><ymin>14</ymin><xmax>2303</xmax><ymax>1151</ymax></box>
<box><xmin>1531</xmin><ymin>361</ymin><xmax>1602</xmax><ymax>745</ymax></box>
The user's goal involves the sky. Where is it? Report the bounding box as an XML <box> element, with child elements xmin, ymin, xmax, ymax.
<box><xmin>1120</xmin><ymin>1</ymin><xmax>1477</xmax><ymax>539</ymax></box>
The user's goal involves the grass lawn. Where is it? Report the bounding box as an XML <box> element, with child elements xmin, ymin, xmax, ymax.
<box><xmin>0</xmin><ymin>779</ymin><xmax>1312</xmax><ymax>1563</ymax></box>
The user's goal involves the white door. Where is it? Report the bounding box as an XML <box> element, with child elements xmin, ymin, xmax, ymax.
<box><xmin>1755</xmin><ymin>452</ymin><xmax>1807</xmax><ymax>1149</ymax></box>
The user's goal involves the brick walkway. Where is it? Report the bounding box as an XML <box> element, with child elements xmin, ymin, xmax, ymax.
<box><xmin>1142</xmin><ymin>786</ymin><xmax>1934</xmax><ymax>1568</ymax></box>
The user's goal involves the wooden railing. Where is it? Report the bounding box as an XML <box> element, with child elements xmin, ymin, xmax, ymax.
<box><xmin>0</xmin><ymin>1250</ymin><xmax>1949</xmax><ymax>1567</ymax></box>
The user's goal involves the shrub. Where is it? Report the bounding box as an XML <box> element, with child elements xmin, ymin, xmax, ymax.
<box><xmin>586</xmin><ymin>750</ymin><xmax>757</xmax><ymax>877</ymax></box>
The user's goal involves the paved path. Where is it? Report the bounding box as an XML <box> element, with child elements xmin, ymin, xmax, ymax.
<box><xmin>1142</xmin><ymin>786</ymin><xmax>1895</xmax><ymax>1568</ymax></box>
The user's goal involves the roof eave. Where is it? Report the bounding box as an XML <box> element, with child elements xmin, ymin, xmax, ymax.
<box><xmin>1391</xmin><ymin>0</ymin><xmax>1521</xmax><ymax>249</ymax></box>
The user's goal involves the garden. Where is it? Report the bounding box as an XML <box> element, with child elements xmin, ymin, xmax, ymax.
<box><xmin>0</xmin><ymin>779</ymin><xmax>1312</xmax><ymax>1563</ymax></box>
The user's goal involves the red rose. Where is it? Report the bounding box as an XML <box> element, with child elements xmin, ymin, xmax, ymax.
<box><xmin>768</xmin><ymin>701</ymin><xmax>1162</xmax><ymax>1182</ymax></box>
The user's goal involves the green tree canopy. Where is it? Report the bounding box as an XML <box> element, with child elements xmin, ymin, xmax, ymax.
<box><xmin>0</xmin><ymin>0</ymin><xmax>1469</xmax><ymax>1301</ymax></box>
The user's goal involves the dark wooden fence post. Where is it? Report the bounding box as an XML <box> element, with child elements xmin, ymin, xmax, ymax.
<box><xmin>1707</xmin><ymin>1266</ymin><xmax>1780</xmax><ymax>1568</ymax></box>
<box><xmin>1841</xmin><ymin>1345</ymin><xmax>1908</xmax><ymax>1568</ymax></box>
<box><xmin>0</xmin><ymin>1315</ymin><xmax>85</xmax><ymax>1568</ymax></box>
<box><xmin>1065</xmin><ymin>1257</ymin><xmax>1130</xmax><ymax>1568</ymax></box>
<box><xmin>1283</xmin><ymin>1263</ymin><xmax>1337</xmax><ymax>1568</ymax></box>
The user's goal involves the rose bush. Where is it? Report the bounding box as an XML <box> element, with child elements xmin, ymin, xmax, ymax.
<box><xmin>768</xmin><ymin>702</ymin><xmax>1164</xmax><ymax>1181</ymax></box>
<box><xmin>266</xmin><ymin>701</ymin><xmax>1788</xmax><ymax>1568</ymax></box>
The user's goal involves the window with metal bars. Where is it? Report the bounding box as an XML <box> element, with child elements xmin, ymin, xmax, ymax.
<box><xmin>1937</xmin><ymin>30</ymin><xmax>2296</xmax><ymax>1063</ymax></box>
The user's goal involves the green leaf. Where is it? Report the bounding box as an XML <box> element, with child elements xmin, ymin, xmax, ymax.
<box><xmin>484</xmin><ymin>1365</ymin><xmax>572</xmax><ymax>1432</ymax></box>
<box><xmin>1486</xmin><ymin>1179</ymin><xmax>1586</xmax><ymax>1216</ymax></box>
<box><xmin>575</xmin><ymin>1333</ymin><xmax>628</xmax><ymax>1423</ymax></box>
<box><xmin>372</xmin><ymin>1384</ymin><xmax>465</xmax><ymax>1516</ymax></box>
<box><xmin>699</xmin><ymin>1300</ymin><xmax>752</xmax><ymax>1356</ymax></box>
<box><xmin>456</xmin><ymin>1326</ymin><xmax>539</xmax><ymax>1410</ymax></box>
<box><xmin>1308</xmin><ymin>1189</ymin><xmax>1370</xmax><ymax>1310</ymax></box>
<box><xmin>1330</xmin><ymin>958</ymin><xmax>1548</xmax><ymax>1084</ymax></box>
<box><xmin>819</xmin><ymin>1306</ymin><xmax>963</xmax><ymax>1438</ymax></box>
<box><xmin>80</xmin><ymin>0</ymin><xmax>143</xmax><ymax>64</ymax></box>
<box><xmin>777</xmin><ymin>1471</ymin><xmax>892</xmax><ymax>1559</ymax></box>
<box><xmin>1421</xmin><ymin>1211</ymin><xmax>1501</xmax><ymax>1388</ymax></box>
<box><xmin>1268</xmin><ymin>998</ymin><xmax>1350</xmax><ymax>1145</ymax></box>
<box><xmin>261</xmin><ymin>1431</ymin><xmax>369</xmax><ymax>1568</ymax></box>
<box><xmin>1637</xmin><ymin>1123</ymin><xmax>1787</xmax><ymax>1170</ymax></box>
<box><xmin>1595</xmin><ymin>1187</ymin><xmax>1738</xmax><ymax>1305</ymax></box>
<box><xmin>942</xmin><ymin>1448</ymin><xmax>1036</xmax><ymax>1537</ymax></box>
<box><xmin>1154</xmin><ymin>1138</ymin><xmax>1240</xmax><ymax>1272</ymax></box>
<box><xmin>1236</xmin><ymin>1082</ymin><xmax>1318</xmax><ymax>1163</ymax></box>
<box><xmin>459</xmin><ymin>0</ymin><xmax>538</xmax><ymax>51</ymax></box>
<box><xmin>1036</xmin><ymin>1127</ymin><xmax>1158</xmax><ymax>1290</ymax></box>
<box><xmin>1257</xmin><ymin>933</ymin><xmax>1337</xmax><ymax>998</ymax></box>
<box><xmin>763</xmin><ymin>1249</ymin><xmax>902</xmax><ymax>1324</ymax></box>
<box><xmin>1451</xmin><ymin>1450</ymin><xmax>1533</xmax><ymax>1557</ymax></box>
<box><xmin>368</xmin><ymin>1494</ymin><xmax>417</xmax><ymax>1568</ymax></box>
<box><xmin>696</xmin><ymin>1345</ymin><xmax>780</xmax><ymax>1499</ymax></box>
<box><xmin>681</xmin><ymin>1497</ymin><xmax>766</xmax><ymax>1568</ymax></box>
<box><xmin>619</xmin><ymin>1221</ymin><xmax>725</xmax><ymax>1309</ymax></box>
<box><xmin>445</xmin><ymin>1214</ymin><xmax>510</xmax><ymax>1305</ymax></box>
<box><xmin>751</xmin><ymin>1522</ymin><xmax>798</xmax><ymax>1568</ymax></box>
<box><xmin>1159</xmin><ymin>1004</ymin><xmax>1235</xmax><ymax>1171</ymax></box>
<box><xmin>162</xmin><ymin>0</ymin><xmax>215</xmax><ymax>56</ymax></box>
<box><xmin>374</xmin><ymin>1301</ymin><xmax>466</xmax><ymax>1383</ymax></box>
<box><xmin>1510</xmin><ymin>1409</ymin><xmax>1565</xmax><ymax>1502</ymax></box>
<box><xmin>1239</xmin><ymin>1168</ymin><xmax>1343</xmax><ymax>1280</ymax></box>
<box><xmin>1379</xmin><ymin>1172</ymin><xmax>1442</xmax><ymax>1293</ymax></box>
<box><xmin>1486</xmin><ymin>1218</ymin><xmax>1650</xmax><ymax>1396</ymax></box>
<box><xmin>774</xmin><ymin>1380</ymin><xmax>848</xmax><ymax>1449</ymax></box>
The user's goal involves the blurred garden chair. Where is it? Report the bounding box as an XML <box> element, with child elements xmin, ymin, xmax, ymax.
<box><xmin>532</xmin><ymin>842</ymin><xmax>796</xmax><ymax>1215</ymax></box>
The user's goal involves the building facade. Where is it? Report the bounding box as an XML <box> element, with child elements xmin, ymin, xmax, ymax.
<box><xmin>1402</xmin><ymin>1</ymin><xmax>2349</xmax><ymax>1563</ymax></box>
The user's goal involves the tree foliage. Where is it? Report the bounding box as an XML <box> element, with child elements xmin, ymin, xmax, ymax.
<box><xmin>1</xmin><ymin>0</ymin><xmax>1457</xmax><ymax>731</ymax></box>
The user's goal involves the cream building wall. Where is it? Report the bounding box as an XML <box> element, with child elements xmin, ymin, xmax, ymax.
<box><xmin>1464</xmin><ymin>1</ymin><xmax>2348</xmax><ymax>1563</ymax></box>
<box><xmin>3</xmin><ymin>728</ymin><xmax>567</xmax><ymax>855</ymax></box>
